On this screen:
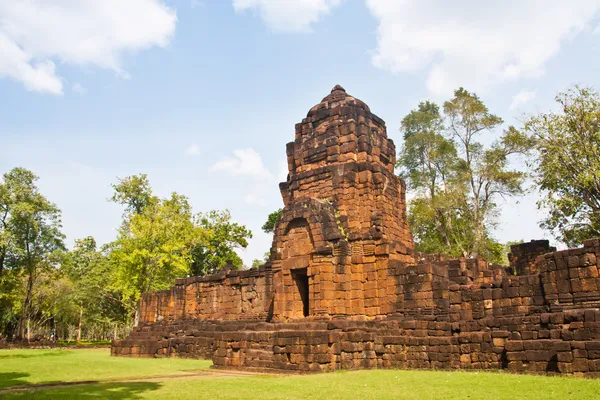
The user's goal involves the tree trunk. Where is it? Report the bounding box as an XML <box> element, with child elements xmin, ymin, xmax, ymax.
<box><xmin>77</xmin><ymin>305</ymin><xmax>83</xmax><ymax>343</ymax></box>
<box><xmin>18</xmin><ymin>271</ymin><xmax>35</xmax><ymax>340</ymax></box>
<box><xmin>473</xmin><ymin>216</ymin><xmax>485</xmax><ymax>258</ymax></box>
<box><xmin>114</xmin><ymin>325</ymin><xmax>118</xmax><ymax>341</ymax></box>
<box><xmin>0</xmin><ymin>247</ymin><xmax>5</xmax><ymax>277</ymax></box>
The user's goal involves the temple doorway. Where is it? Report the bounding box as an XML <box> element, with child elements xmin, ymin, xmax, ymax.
<box><xmin>292</xmin><ymin>268</ymin><xmax>309</xmax><ymax>317</ymax></box>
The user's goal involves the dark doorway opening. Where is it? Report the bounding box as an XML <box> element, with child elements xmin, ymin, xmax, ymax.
<box><xmin>292</xmin><ymin>268</ymin><xmax>309</xmax><ymax>317</ymax></box>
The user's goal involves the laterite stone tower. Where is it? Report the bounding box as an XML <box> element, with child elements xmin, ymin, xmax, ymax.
<box><xmin>270</xmin><ymin>85</ymin><xmax>414</xmax><ymax>320</ymax></box>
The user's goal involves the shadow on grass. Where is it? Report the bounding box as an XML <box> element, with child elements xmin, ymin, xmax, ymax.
<box><xmin>0</xmin><ymin>350</ymin><xmax>72</xmax><ymax>359</ymax></box>
<box><xmin>0</xmin><ymin>381</ymin><xmax>162</xmax><ymax>399</ymax></box>
<box><xmin>0</xmin><ymin>372</ymin><xmax>30</xmax><ymax>388</ymax></box>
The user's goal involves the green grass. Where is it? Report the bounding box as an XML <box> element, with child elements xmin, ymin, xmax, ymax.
<box><xmin>0</xmin><ymin>348</ymin><xmax>210</xmax><ymax>388</ymax></box>
<box><xmin>1</xmin><ymin>349</ymin><xmax>600</xmax><ymax>399</ymax></box>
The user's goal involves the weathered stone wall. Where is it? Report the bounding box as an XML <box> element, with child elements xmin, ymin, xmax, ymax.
<box><xmin>509</xmin><ymin>240</ymin><xmax>557</xmax><ymax>275</ymax></box>
<box><xmin>138</xmin><ymin>266</ymin><xmax>273</xmax><ymax>324</ymax></box>
<box><xmin>114</xmin><ymin>239</ymin><xmax>600</xmax><ymax>376</ymax></box>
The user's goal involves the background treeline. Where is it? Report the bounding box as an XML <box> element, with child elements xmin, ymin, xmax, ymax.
<box><xmin>0</xmin><ymin>173</ymin><xmax>251</xmax><ymax>342</ymax></box>
<box><xmin>1</xmin><ymin>85</ymin><xmax>599</xmax><ymax>342</ymax></box>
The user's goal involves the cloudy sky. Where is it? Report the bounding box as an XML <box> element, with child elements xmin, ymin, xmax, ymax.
<box><xmin>2</xmin><ymin>0</ymin><xmax>600</xmax><ymax>265</ymax></box>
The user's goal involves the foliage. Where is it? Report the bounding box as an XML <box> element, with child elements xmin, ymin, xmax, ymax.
<box><xmin>190</xmin><ymin>210</ymin><xmax>252</xmax><ymax>276</ymax></box>
<box><xmin>0</xmin><ymin>169</ymin><xmax>251</xmax><ymax>340</ymax></box>
<box><xmin>398</xmin><ymin>89</ymin><xmax>532</xmax><ymax>262</ymax></box>
<box><xmin>262</xmin><ymin>209</ymin><xmax>282</xmax><ymax>233</ymax></box>
<box><xmin>109</xmin><ymin>191</ymin><xmax>204</xmax><ymax>305</ymax></box>
<box><xmin>110</xmin><ymin>174</ymin><xmax>154</xmax><ymax>215</ymax></box>
<box><xmin>0</xmin><ymin>168</ymin><xmax>65</xmax><ymax>339</ymax></box>
<box><xmin>252</xmin><ymin>252</ymin><xmax>270</xmax><ymax>267</ymax></box>
<box><xmin>524</xmin><ymin>86</ymin><xmax>600</xmax><ymax>246</ymax></box>
<box><xmin>108</xmin><ymin>174</ymin><xmax>252</xmax><ymax>307</ymax></box>
<box><xmin>62</xmin><ymin>237</ymin><xmax>127</xmax><ymax>341</ymax></box>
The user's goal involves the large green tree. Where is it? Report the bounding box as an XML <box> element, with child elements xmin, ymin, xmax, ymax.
<box><xmin>0</xmin><ymin>168</ymin><xmax>65</xmax><ymax>339</ymax></box>
<box><xmin>190</xmin><ymin>210</ymin><xmax>252</xmax><ymax>276</ymax></box>
<box><xmin>398</xmin><ymin>89</ymin><xmax>532</xmax><ymax>261</ymax></box>
<box><xmin>108</xmin><ymin>174</ymin><xmax>252</xmax><ymax>315</ymax></box>
<box><xmin>398</xmin><ymin>101</ymin><xmax>470</xmax><ymax>256</ymax></box>
<box><xmin>109</xmin><ymin>191</ymin><xmax>203</xmax><ymax>310</ymax></box>
<box><xmin>525</xmin><ymin>86</ymin><xmax>600</xmax><ymax>246</ymax></box>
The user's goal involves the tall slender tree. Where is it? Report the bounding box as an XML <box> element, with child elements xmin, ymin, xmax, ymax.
<box><xmin>398</xmin><ymin>89</ymin><xmax>532</xmax><ymax>261</ymax></box>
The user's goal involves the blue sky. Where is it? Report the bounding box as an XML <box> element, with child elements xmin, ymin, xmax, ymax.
<box><xmin>2</xmin><ymin>0</ymin><xmax>600</xmax><ymax>265</ymax></box>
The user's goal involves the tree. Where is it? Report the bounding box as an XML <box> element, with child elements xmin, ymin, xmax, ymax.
<box><xmin>252</xmin><ymin>252</ymin><xmax>270</xmax><ymax>268</ymax></box>
<box><xmin>0</xmin><ymin>168</ymin><xmax>65</xmax><ymax>339</ymax></box>
<box><xmin>190</xmin><ymin>210</ymin><xmax>253</xmax><ymax>276</ymax></box>
<box><xmin>63</xmin><ymin>237</ymin><xmax>127</xmax><ymax>342</ymax></box>
<box><xmin>262</xmin><ymin>209</ymin><xmax>282</xmax><ymax>233</ymax></box>
<box><xmin>109</xmin><ymin>192</ymin><xmax>203</xmax><ymax>310</ymax></box>
<box><xmin>398</xmin><ymin>101</ymin><xmax>469</xmax><ymax>257</ymax></box>
<box><xmin>110</xmin><ymin>174</ymin><xmax>154</xmax><ymax>216</ymax></box>
<box><xmin>525</xmin><ymin>86</ymin><xmax>600</xmax><ymax>246</ymax></box>
<box><xmin>444</xmin><ymin>88</ymin><xmax>532</xmax><ymax>258</ymax></box>
<box><xmin>108</xmin><ymin>175</ymin><xmax>253</xmax><ymax>317</ymax></box>
<box><xmin>398</xmin><ymin>89</ymin><xmax>532</xmax><ymax>262</ymax></box>
<box><xmin>24</xmin><ymin>268</ymin><xmax>74</xmax><ymax>339</ymax></box>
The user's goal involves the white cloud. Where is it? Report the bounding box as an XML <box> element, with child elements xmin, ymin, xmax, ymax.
<box><xmin>72</xmin><ymin>83</ymin><xmax>87</xmax><ymax>95</ymax></box>
<box><xmin>232</xmin><ymin>0</ymin><xmax>343</xmax><ymax>32</ymax></box>
<box><xmin>510</xmin><ymin>90</ymin><xmax>536</xmax><ymax>110</ymax></box>
<box><xmin>186</xmin><ymin>143</ymin><xmax>201</xmax><ymax>156</ymax></box>
<box><xmin>365</xmin><ymin>0</ymin><xmax>600</xmax><ymax>96</ymax></box>
<box><xmin>0</xmin><ymin>0</ymin><xmax>177</xmax><ymax>95</ymax></box>
<box><xmin>211</xmin><ymin>148</ymin><xmax>272</xmax><ymax>179</ymax></box>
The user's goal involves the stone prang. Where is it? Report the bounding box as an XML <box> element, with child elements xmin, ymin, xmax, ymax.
<box><xmin>113</xmin><ymin>86</ymin><xmax>600</xmax><ymax>377</ymax></box>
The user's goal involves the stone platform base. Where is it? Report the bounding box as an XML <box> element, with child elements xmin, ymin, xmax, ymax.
<box><xmin>112</xmin><ymin>311</ymin><xmax>600</xmax><ymax>377</ymax></box>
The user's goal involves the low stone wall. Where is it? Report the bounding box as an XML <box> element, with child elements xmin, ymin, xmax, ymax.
<box><xmin>113</xmin><ymin>310</ymin><xmax>600</xmax><ymax>376</ymax></box>
<box><xmin>138</xmin><ymin>265</ymin><xmax>273</xmax><ymax>324</ymax></box>
<box><xmin>113</xmin><ymin>239</ymin><xmax>600</xmax><ymax>376</ymax></box>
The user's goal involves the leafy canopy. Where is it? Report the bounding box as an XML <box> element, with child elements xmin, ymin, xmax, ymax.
<box><xmin>398</xmin><ymin>88</ymin><xmax>532</xmax><ymax>262</ymax></box>
<box><xmin>190</xmin><ymin>210</ymin><xmax>252</xmax><ymax>276</ymax></box>
<box><xmin>524</xmin><ymin>85</ymin><xmax>600</xmax><ymax>246</ymax></box>
<box><xmin>262</xmin><ymin>209</ymin><xmax>282</xmax><ymax>234</ymax></box>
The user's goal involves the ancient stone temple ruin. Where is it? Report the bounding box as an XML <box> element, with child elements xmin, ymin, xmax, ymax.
<box><xmin>113</xmin><ymin>86</ymin><xmax>600</xmax><ymax>377</ymax></box>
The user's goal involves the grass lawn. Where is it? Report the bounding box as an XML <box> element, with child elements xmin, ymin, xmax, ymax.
<box><xmin>1</xmin><ymin>349</ymin><xmax>600</xmax><ymax>399</ymax></box>
<box><xmin>0</xmin><ymin>348</ymin><xmax>211</xmax><ymax>388</ymax></box>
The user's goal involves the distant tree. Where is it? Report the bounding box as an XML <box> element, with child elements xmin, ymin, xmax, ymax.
<box><xmin>110</xmin><ymin>174</ymin><xmax>154</xmax><ymax>215</ymax></box>
<box><xmin>525</xmin><ymin>86</ymin><xmax>600</xmax><ymax>246</ymax></box>
<box><xmin>25</xmin><ymin>268</ymin><xmax>74</xmax><ymax>339</ymax></box>
<box><xmin>262</xmin><ymin>209</ymin><xmax>282</xmax><ymax>234</ymax></box>
<box><xmin>251</xmin><ymin>252</ymin><xmax>270</xmax><ymax>268</ymax></box>
<box><xmin>190</xmin><ymin>210</ymin><xmax>252</xmax><ymax>276</ymax></box>
<box><xmin>63</xmin><ymin>237</ymin><xmax>127</xmax><ymax>342</ymax></box>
